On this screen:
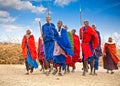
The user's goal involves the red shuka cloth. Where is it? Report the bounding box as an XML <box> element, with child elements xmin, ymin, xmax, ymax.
<box><xmin>72</xmin><ymin>34</ymin><xmax>81</xmax><ymax>63</ymax></box>
<box><xmin>66</xmin><ymin>55</ymin><xmax>74</xmax><ymax>67</ymax></box>
<box><xmin>22</xmin><ymin>35</ymin><xmax>37</xmax><ymax>60</ymax></box>
<box><xmin>79</xmin><ymin>26</ymin><xmax>99</xmax><ymax>60</ymax></box>
<box><xmin>38</xmin><ymin>37</ymin><xmax>45</xmax><ymax>61</ymax></box>
<box><xmin>103</xmin><ymin>43</ymin><xmax>119</xmax><ymax>64</ymax></box>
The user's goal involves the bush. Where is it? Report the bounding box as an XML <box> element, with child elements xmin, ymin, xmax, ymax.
<box><xmin>0</xmin><ymin>43</ymin><xmax>24</xmax><ymax>64</ymax></box>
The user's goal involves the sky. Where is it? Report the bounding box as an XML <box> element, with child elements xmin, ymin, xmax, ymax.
<box><xmin>0</xmin><ymin>0</ymin><xmax>120</xmax><ymax>47</ymax></box>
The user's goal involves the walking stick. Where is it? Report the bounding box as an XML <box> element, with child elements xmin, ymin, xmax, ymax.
<box><xmin>39</xmin><ymin>21</ymin><xmax>42</xmax><ymax>36</ymax></box>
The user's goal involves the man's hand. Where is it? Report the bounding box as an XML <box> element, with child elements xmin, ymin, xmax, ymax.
<box><xmin>42</xmin><ymin>34</ymin><xmax>44</xmax><ymax>39</ymax></box>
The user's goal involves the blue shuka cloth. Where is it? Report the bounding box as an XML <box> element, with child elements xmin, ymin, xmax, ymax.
<box><xmin>94</xmin><ymin>56</ymin><xmax>99</xmax><ymax>70</ymax></box>
<box><xmin>88</xmin><ymin>41</ymin><xmax>94</xmax><ymax>64</ymax></box>
<box><xmin>55</xmin><ymin>28</ymin><xmax>73</xmax><ymax>56</ymax></box>
<box><xmin>44</xmin><ymin>41</ymin><xmax>54</xmax><ymax>61</ymax></box>
<box><xmin>53</xmin><ymin>54</ymin><xmax>66</xmax><ymax>70</ymax></box>
<box><xmin>53</xmin><ymin>28</ymin><xmax>73</xmax><ymax>70</ymax></box>
<box><xmin>42</xmin><ymin>23</ymin><xmax>59</xmax><ymax>61</ymax></box>
<box><xmin>26</xmin><ymin>43</ymin><xmax>38</xmax><ymax>69</ymax></box>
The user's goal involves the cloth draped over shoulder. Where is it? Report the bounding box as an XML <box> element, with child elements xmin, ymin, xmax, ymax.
<box><xmin>103</xmin><ymin>42</ymin><xmax>119</xmax><ymax>64</ymax></box>
<box><xmin>72</xmin><ymin>33</ymin><xmax>81</xmax><ymax>63</ymax></box>
<box><xmin>55</xmin><ymin>28</ymin><xmax>74</xmax><ymax>56</ymax></box>
<box><xmin>38</xmin><ymin>37</ymin><xmax>45</xmax><ymax>61</ymax></box>
<box><xmin>53</xmin><ymin>28</ymin><xmax>74</xmax><ymax>69</ymax></box>
<box><xmin>67</xmin><ymin>31</ymin><xmax>74</xmax><ymax>51</ymax></box>
<box><xmin>94</xmin><ymin>30</ymin><xmax>102</xmax><ymax>57</ymax></box>
<box><xmin>80</xmin><ymin>26</ymin><xmax>99</xmax><ymax>60</ymax></box>
<box><xmin>22</xmin><ymin>35</ymin><xmax>37</xmax><ymax>60</ymax></box>
<box><xmin>22</xmin><ymin>35</ymin><xmax>38</xmax><ymax>68</ymax></box>
<box><xmin>42</xmin><ymin>23</ymin><xmax>58</xmax><ymax>43</ymax></box>
<box><xmin>42</xmin><ymin>23</ymin><xmax>58</xmax><ymax>61</ymax></box>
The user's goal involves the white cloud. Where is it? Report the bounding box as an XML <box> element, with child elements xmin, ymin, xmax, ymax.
<box><xmin>0</xmin><ymin>24</ymin><xmax>25</xmax><ymax>32</ymax></box>
<box><xmin>0</xmin><ymin>10</ymin><xmax>16</xmax><ymax>23</ymax></box>
<box><xmin>112</xmin><ymin>32</ymin><xmax>120</xmax><ymax>39</ymax></box>
<box><xmin>0</xmin><ymin>0</ymin><xmax>47</xmax><ymax>14</ymax></box>
<box><xmin>112</xmin><ymin>32</ymin><xmax>120</xmax><ymax>44</ymax></box>
<box><xmin>0</xmin><ymin>10</ymin><xmax>9</xmax><ymax>17</ymax></box>
<box><xmin>54</xmin><ymin>0</ymin><xmax>76</xmax><ymax>7</ymax></box>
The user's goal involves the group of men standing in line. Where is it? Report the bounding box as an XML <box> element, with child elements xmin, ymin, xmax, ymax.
<box><xmin>22</xmin><ymin>16</ymin><xmax>119</xmax><ymax>76</ymax></box>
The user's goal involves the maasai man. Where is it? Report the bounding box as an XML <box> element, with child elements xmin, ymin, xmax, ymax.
<box><xmin>52</xmin><ymin>21</ymin><xmax>66</xmax><ymax>76</ymax></box>
<box><xmin>64</xmin><ymin>25</ymin><xmax>74</xmax><ymax>73</ymax></box>
<box><xmin>79</xmin><ymin>21</ymin><xmax>99</xmax><ymax>76</ymax></box>
<box><xmin>92</xmin><ymin>24</ymin><xmax>102</xmax><ymax>75</ymax></box>
<box><xmin>38</xmin><ymin>37</ymin><xmax>47</xmax><ymax>73</ymax></box>
<box><xmin>71</xmin><ymin>29</ymin><xmax>81</xmax><ymax>72</ymax></box>
<box><xmin>103</xmin><ymin>37</ymin><xmax>119</xmax><ymax>74</ymax></box>
<box><xmin>42</xmin><ymin>16</ymin><xmax>58</xmax><ymax>76</ymax></box>
<box><xmin>22</xmin><ymin>29</ymin><xmax>38</xmax><ymax>75</ymax></box>
<box><xmin>53</xmin><ymin>21</ymin><xmax>73</xmax><ymax>76</ymax></box>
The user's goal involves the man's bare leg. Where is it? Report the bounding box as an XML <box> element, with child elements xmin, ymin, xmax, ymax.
<box><xmin>52</xmin><ymin>64</ymin><xmax>58</xmax><ymax>75</ymax></box>
<box><xmin>58</xmin><ymin>66</ymin><xmax>62</xmax><ymax>76</ymax></box>
<box><xmin>90</xmin><ymin>60</ymin><xmax>94</xmax><ymax>75</ymax></box>
<box><xmin>72</xmin><ymin>65</ymin><xmax>75</xmax><ymax>72</ymax></box>
<box><xmin>39</xmin><ymin>61</ymin><xmax>43</xmax><ymax>71</ymax></box>
<box><xmin>67</xmin><ymin>65</ymin><xmax>70</xmax><ymax>73</ymax></box>
<box><xmin>93</xmin><ymin>68</ymin><xmax>97</xmax><ymax>75</ymax></box>
<box><xmin>49</xmin><ymin>60</ymin><xmax>53</xmax><ymax>73</ymax></box>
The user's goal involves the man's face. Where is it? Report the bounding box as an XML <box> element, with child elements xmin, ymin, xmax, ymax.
<box><xmin>92</xmin><ymin>25</ymin><xmax>96</xmax><ymax>30</ymax></box>
<box><xmin>71</xmin><ymin>30</ymin><xmax>75</xmax><ymax>34</ymax></box>
<box><xmin>108</xmin><ymin>38</ymin><xmax>112</xmax><ymax>42</ymax></box>
<box><xmin>84</xmin><ymin>21</ymin><xmax>89</xmax><ymax>27</ymax></box>
<box><xmin>57</xmin><ymin>21</ymin><xmax>62</xmax><ymax>28</ymax></box>
<box><xmin>46</xmin><ymin>16</ymin><xmax>51</xmax><ymax>23</ymax></box>
<box><xmin>26</xmin><ymin>30</ymin><xmax>31</xmax><ymax>35</ymax></box>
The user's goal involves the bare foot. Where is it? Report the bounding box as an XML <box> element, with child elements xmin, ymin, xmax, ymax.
<box><xmin>82</xmin><ymin>72</ymin><xmax>86</xmax><ymax>76</ymax></box>
<box><xmin>89</xmin><ymin>72</ymin><xmax>93</xmax><ymax>75</ymax></box>
<box><xmin>46</xmin><ymin>71</ymin><xmax>50</xmax><ymax>76</ymax></box>
<box><xmin>111</xmin><ymin>71</ymin><xmax>114</xmax><ymax>74</ymax></box>
<box><xmin>25</xmin><ymin>72</ymin><xmax>29</xmax><ymax>75</ymax></box>
<box><xmin>93</xmin><ymin>73</ymin><xmax>97</xmax><ymax>75</ymax></box>
<box><xmin>58</xmin><ymin>72</ymin><xmax>62</xmax><ymax>76</ymax></box>
<box><xmin>40</xmin><ymin>68</ymin><xmax>43</xmax><ymax>71</ymax></box>
<box><xmin>52</xmin><ymin>69</ymin><xmax>58</xmax><ymax>75</ymax></box>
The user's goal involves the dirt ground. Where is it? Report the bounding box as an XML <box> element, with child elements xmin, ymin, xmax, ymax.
<box><xmin>0</xmin><ymin>63</ymin><xmax>120</xmax><ymax>86</ymax></box>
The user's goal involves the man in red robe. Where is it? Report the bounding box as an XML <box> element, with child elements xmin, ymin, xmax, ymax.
<box><xmin>103</xmin><ymin>37</ymin><xmax>119</xmax><ymax>74</ymax></box>
<box><xmin>79</xmin><ymin>21</ymin><xmax>99</xmax><ymax>76</ymax></box>
<box><xmin>38</xmin><ymin>37</ymin><xmax>47</xmax><ymax>73</ymax></box>
<box><xmin>71</xmin><ymin>29</ymin><xmax>81</xmax><ymax>72</ymax></box>
<box><xmin>22</xmin><ymin>29</ymin><xmax>38</xmax><ymax>75</ymax></box>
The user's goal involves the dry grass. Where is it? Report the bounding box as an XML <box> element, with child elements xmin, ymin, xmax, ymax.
<box><xmin>0</xmin><ymin>43</ymin><xmax>120</xmax><ymax>67</ymax></box>
<box><xmin>0</xmin><ymin>43</ymin><xmax>24</xmax><ymax>64</ymax></box>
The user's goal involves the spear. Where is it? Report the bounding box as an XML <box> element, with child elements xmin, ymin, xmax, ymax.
<box><xmin>80</xmin><ymin>8</ymin><xmax>83</xmax><ymax>26</ymax></box>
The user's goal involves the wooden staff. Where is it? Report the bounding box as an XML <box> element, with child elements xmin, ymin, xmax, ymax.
<box><xmin>39</xmin><ymin>21</ymin><xmax>43</xmax><ymax>38</ymax></box>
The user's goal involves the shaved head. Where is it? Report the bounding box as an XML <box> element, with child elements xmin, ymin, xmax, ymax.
<box><xmin>92</xmin><ymin>24</ymin><xmax>96</xmax><ymax>30</ymax></box>
<box><xmin>26</xmin><ymin>29</ymin><xmax>31</xmax><ymax>35</ymax></box>
<box><xmin>84</xmin><ymin>20</ymin><xmax>89</xmax><ymax>27</ymax></box>
<box><xmin>108</xmin><ymin>37</ymin><xmax>113</xmax><ymax>42</ymax></box>
<box><xmin>71</xmin><ymin>29</ymin><xmax>76</xmax><ymax>34</ymax></box>
<box><xmin>46</xmin><ymin>16</ymin><xmax>51</xmax><ymax>23</ymax></box>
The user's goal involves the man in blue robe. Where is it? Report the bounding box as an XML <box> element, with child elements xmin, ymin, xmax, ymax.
<box><xmin>52</xmin><ymin>21</ymin><xmax>73</xmax><ymax>76</ymax></box>
<box><xmin>42</xmin><ymin>16</ymin><xmax>58</xmax><ymax>76</ymax></box>
<box><xmin>92</xmin><ymin>24</ymin><xmax>102</xmax><ymax>75</ymax></box>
